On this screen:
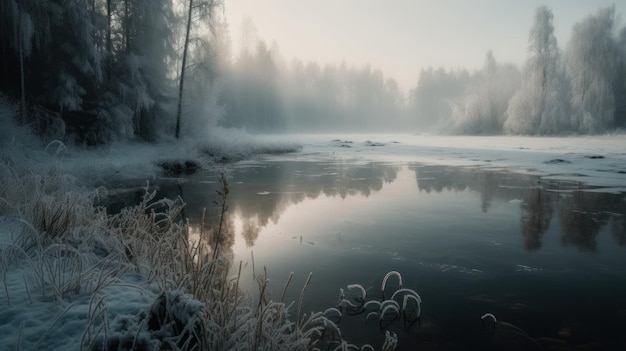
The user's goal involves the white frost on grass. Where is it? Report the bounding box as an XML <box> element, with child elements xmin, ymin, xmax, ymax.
<box><xmin>0</xmin><ymin>117</ymin><xmax>346</xmax><ymax>350</ymax></box>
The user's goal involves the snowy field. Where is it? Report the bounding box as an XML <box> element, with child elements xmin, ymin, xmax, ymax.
<box><xmin>1</xmin><ymin>131</ymin><xmax>626</xmax><ymax>350</ymax></box>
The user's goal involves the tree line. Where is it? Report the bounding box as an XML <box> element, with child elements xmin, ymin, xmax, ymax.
<box><xmin>215</xmin><ymin>5</ymin><xmax>626</xmax><ymax>135</ymax></box>
<box><xmin>1</xmin><ymin>3</ymin><xmax>625</xmax><ymax>142</ymax></box>
<box><xmin>410</xmin><ymin>6</ymin><xmax>626</xmax><ymax>135</ymax></box>
<box><xmin>0</xmin><ymin>0</ymin><xmax>222</xmax><ymax>144</ymax></box>
<box><xmin>219</xmin><ymin>41</ymin><xmax>409</xmax><ymax>132</ymax></box>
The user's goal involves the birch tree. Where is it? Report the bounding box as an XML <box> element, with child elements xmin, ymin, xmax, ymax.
<box><xmin>504</xmin><ymin>6</ymin><xmax>568</xmax><ymax>135</ymax></box>
<box><xmin>175</xmin><ymin>0</ymin><xmax>220</xmax><ymax>139</ymax></box>
<box><xmin>565</xmin><ymin>6</ymin><xmax>619</xmax><ymax>133</ymax></box>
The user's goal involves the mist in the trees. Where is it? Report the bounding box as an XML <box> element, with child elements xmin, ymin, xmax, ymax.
<box><xmin>617</xmin><ymin>27</ymin><xmax>626</xmax><ymax>128</ymax></box>
<box><xmin>408</xmin><ymin>68</ymin><xmax>471</xmax><ymax>132</ymax></box>
<box><xmin>565</xmin><ymin>6</ymin><xmax>620</xmax><ymax>134</ymax></box>
<box><xmin>504</xmin><ymin>6</ymin><xmax>569</xmax><ymax>135</ymax></box>
<box><xmin>218</xmin><ymin>28</ymin><xmax>410</xmax><ymax>133</ymax></box>
<box><xmin>0</xmin><ymin>0</ymin><xmax>226</xmax><ymax>144</ymax></box>
<box><xmin>2</xmin><ymin>2</ymin><xmax>626</xmax><ymax>142</ymax></box>
<box><xmin>399</xmin><ymin>5</ymin><xmax>626</xmax><ymax>136</ymax></box>
<box><xmin>449</xmin><ymin>51</ymin><xmax>522</xmax><ymax>135</ymax></box>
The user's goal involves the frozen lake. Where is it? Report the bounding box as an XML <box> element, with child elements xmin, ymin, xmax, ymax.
<box><xmin>157</xmin><ymin>135</ymin><xmax>626</xmax><ymax>349</ymax></box>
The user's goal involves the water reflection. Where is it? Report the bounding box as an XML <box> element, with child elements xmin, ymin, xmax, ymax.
<box><xmin>114</xmin><ymin>161</ymin><xmax>626</xmax><ymax>255</ymax></box>
<box><xmin>140</xmin><ymin>160</ymin><xmax>626</xmax><ymax>348</ymax></box>
<box><xmin>559</xmin><ymin>191</ymin><xmax>625</xmax><ymax>252</ymax></box>
<box><xmin>520</xmin><ymin>186</ymin><xmax>553</xmax><ymax>251</ymax></box>
<box><xmin>157</xmin><ymin>161</ymin><xmax>400</xmax><ymax>253</ymax></box>
<box><xmin>409</xmin><ymin>164</ymin><xmax>626</xmax><ymax>252</ymax></box>
<box><xmin>613</xmin><ymin>212</ymin><xmax>626</xmax><ymax>245</ymax></box>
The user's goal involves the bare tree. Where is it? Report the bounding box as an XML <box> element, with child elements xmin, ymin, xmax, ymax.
<box><xmin>176</xmin><ymin>0</ymin><xmax>220</xmax><ymax>139</ymax></box>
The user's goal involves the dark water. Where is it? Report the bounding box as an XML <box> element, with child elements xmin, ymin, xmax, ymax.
<box><xmin>156</xmin><ymin>159</ymin><xmax>626</xmax><ymax>350</ymax></box>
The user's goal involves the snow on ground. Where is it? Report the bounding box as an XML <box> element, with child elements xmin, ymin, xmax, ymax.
<box><xmin>0</xmin><ymin>126</ymin><xmax>303</xmax><ymax>350</ymax></box>
<box><xmin>44</xmin><ymin>129</ymin><xmax>302</xmax><ymax>187</ymax></box>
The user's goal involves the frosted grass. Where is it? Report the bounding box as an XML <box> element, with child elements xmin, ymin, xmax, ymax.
<box><xmin>338</xmin><ymin>271</ymin><xmax>422</xmax><ymax>335</ymax></box>
<box><xmin>0</xmin><ymin>156</ymin><xmax>401</xmax><ymax>350</ymax></box>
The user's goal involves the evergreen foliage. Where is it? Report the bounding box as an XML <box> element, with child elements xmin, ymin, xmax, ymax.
<box><xmin>0</xmin><ymin>0</ymin><xmax>222</xmax><ymax>144</ymax></box>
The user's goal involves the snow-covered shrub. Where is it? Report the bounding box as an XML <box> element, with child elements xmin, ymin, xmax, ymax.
<box><xmin>93</xmin><ymin>291</ymin><xmax>205</xmax><ymax>351</ymax></box>
<box><xmin>0</xmin><ymin>162</ymin><xmax>100</xmax><ymax>248</ymax></box>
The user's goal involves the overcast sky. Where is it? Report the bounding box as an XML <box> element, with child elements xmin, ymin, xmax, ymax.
<box><xmin>224</xmin><ymin>0</ymin><xmax>625</xmax><ymax>91</ymax></box>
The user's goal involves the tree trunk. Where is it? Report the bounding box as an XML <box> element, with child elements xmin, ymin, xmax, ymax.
<box><xmin>175</xmin><ymin>0</ymin><xmax>194</xmax><ymax>139</ymax></box>
<box><xmin>17</xmin><ymin>0</ymin><xmax>26</xmax><ymax>122</ymax></box>
<box><xmin>124</xmin><ymin>0</ymin><xmax>130</xmax><ymax>53</ymax></box>
<box><xmin>106</xmin><ymin>0</ymin><xmax>112</xmax><ymax>78</ymax></box>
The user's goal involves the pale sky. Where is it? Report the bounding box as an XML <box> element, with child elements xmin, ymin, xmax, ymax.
<box><xmin>224</xmin><ymin>0</ymin><xmax>625</xmax><ymax>91</ymax></box>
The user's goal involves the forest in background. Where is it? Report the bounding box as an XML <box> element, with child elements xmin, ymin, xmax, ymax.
<box><xmin>1</xmin><ymin>2</ymin><xmax>626</xmax><ymax>144</ymax></box>
<box><xmin>412</xmin><ymin>6</ymin><xmax>626</xmax><ymax>135</ymax></box>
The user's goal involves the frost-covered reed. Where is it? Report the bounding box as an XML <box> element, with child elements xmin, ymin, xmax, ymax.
<box><xmin>339</xmin><ymin>271</ymin><xmax>422</xmax><ymax>333</ymax></box>
<box><xmin>0</xmin><ymin>158</ymin><xmax>400</xmax><ymax>350</ymax></box>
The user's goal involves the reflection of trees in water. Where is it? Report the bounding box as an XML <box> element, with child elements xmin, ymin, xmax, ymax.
<box><xmin>520</xmin><ymin>187</ymin><xmax>554</xmax><ymax>251</ymax></box>
<box><xmin>478</xmin><ymin>172</ymin><xmax>494</xmax><ymax>213</ymax></box>
<box><xmin>187</xmin><ymin>210</ymin><xmax>236</xmax><ymax>256</ymax></box>
<box><xmin>121</xmin><ymin>163</ymin><xmax>626</xmax><ymax>254</ymax></box>
<box><xmin>241</xmin><ymin>216</ymin><xmax>262</xmax><ymax>247</ymax></box>
<box><xmin>411</xmin><ymin>165</ymin><xmax>470</xmax><ymax>193</ymax></box>
<box><xmin>224</xmin><ymin>162</ymin><xmax>398</xmax><ymax>247</ymax></box>
<box><xmin>410</xmin><ymin>164</ymin><xmax>537</xmax><ymax>211</ymax></box>
<box><xmin>332</xmin><ymin>163</ymin><xmax>398</xmax><ymax>197</ymax></box>
<box><xmin>613</xmin><ymin>213</ymin><xmax>626</xmax><ymax>246</ymax></box>
<box><xmin>178</xmin><ymin>161</ymin><xmax>399</xmax><ymax>248</ymax></box>
<box><xmin>409</xmin><ymin>163</ymin><xmax>626</xmax><ymax>252</ymax></box>
<box><xmin>152</xmin><ymin>162</ymin><xmax>626</xmax><ymax>254</ymax></box>
<box><xmin>559</xmin><ymin>192</ymin><xmax>623</xmax><ymax>252</ymax></box>
<box><xmin>297</xmin><ymin>162</ymin><xmax>399</xmax><ymax>199</ymax></box>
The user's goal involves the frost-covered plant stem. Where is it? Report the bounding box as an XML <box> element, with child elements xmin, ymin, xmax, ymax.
<box><xmin>297</xmin><ymin>272</ymin><xmax>312</xmax><ymax>327</ymax></box>
<box><xmin>211</xmin><ymin>173</ymin><xmax>229</xmax><ymax>263</ymax></box>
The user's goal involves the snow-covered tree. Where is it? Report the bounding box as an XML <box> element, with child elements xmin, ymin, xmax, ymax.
<box><xmin>107</xmin><ymin>0</ymin><xmax>178</xmax><ymax>140</ymax></box>
<box><xmin>0</xmin><ymin>0</ymin><xmax>230</xmax><ymax>143</ymax></box>
<box><xmin>450</xmin><ymin>51</ymin><xmax>521</xmax><ymax>134</ymax></box>
<box><xmin>504</xmin><ymin>6</ymin><xmax>568</xmax><ymax>135</ymax></box>
<box><xmin>564</xmin><ymin>6</ymin><xmax>619</xmax><ymax>133</ymax></box>
<box><xmin>614</xmin><ymin>27</ymin><xmax>626</xmax><ymax>128</ymax></box>
<box><xmin>0</xmin><ymin>0</ymin><xmax>107</xmax><ymax>140</ymax></box>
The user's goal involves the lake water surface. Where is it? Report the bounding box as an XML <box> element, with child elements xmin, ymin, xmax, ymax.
<box><xmin>151</xmin><ymin>138</ymin><xmax>626</xmax><ymax>350</ymax></box>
